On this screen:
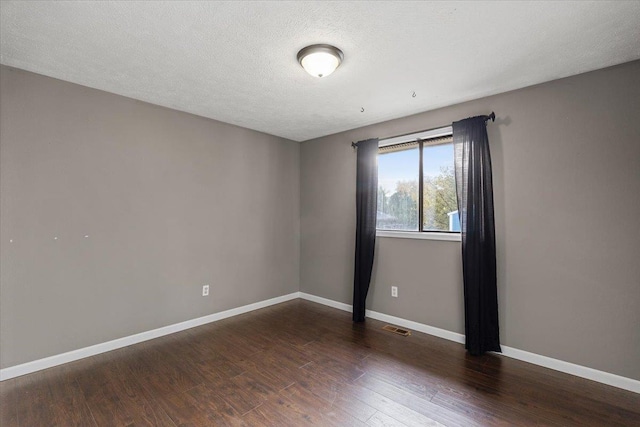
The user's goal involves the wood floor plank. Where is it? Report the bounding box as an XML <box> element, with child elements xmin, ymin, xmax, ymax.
<box><xmin>366</xmin><ymin>410</ymin><xmax>409</xmax><ymax>427</ymax></box>
<box><xmin>341</xmin><ymin>381</ymin><xmax>449</xmax><ymax>427</ymax></box>
<box><xmin>356</xmin><ymin>354</ymin><xmax>442</xmax><ymax>400</ymax></box>
<box><xmin>281</xmin><ymin>382</ymin><xmax>371</xmax><ymax>426</ymax></box>
<box><xmin>301</xmin><ymin>351</ymin><xmax>367</xmax><ymax>384</ymax></box>
<box><xmin>12</xmin><ymin>367</ymin><xmax>97</xmax><ymax>427</ymax></box>
<box><xmin>430</xmin><ymin>390</ymin><xmax>513</xmax><ymax>426</ymax></box>
<box><xmin>229</xmin><ymin>369</ymin><xmax>281</xmax><ymax>398</ymax></box>
<box><xmin>206</xmin><ymin>372</ymin><xmax>269</xmax><ymax>415</ymax></box>
<box><xmin>182</xmin><ymin>356</ymin><xmax>245</xmax><ymax>384</ymax></box>
<box><xmin>268</xmin><ymin>392</ymin><xmax>337</xmax><ymax>426</ymax></box>
<box><xmin>138</xmin><ymin>365</ymin><xmax>203</xmax><ymax>398</ymax></box>
<box><xmin>241</xmin><ymin>403</ymin><xmax>289</xmax><ymax>427</ymax></box>
<box><xmin>80</xmin><ymin>374</ymin><xmax>174</xmax><ymax>427</ymax></box>
<box><xmin>354</xmin><ymin>373</ymin><xmax>482</xmax><ymax>427</ymax></box>
<box><xmin>1</xmin><ymin>299</ymin><xmax>638</xmax><ymax>426</ymax></box>
<box><xmin>155</xmin><ymin>384</ymin><xmax>245</xmax><ymax>427</ymax></box>
<box><xmin>0</xmin><ymin>379</ymin><xmax>18</xmax><ymax>427</ymax></box>
<box><xmin>301</xmin><ymin>336</ymin><xmax>372</xmax><ymax>364</ymax></box>
<box><xmin>286</xmin><ymin>366</ymin><xmax>345</xmax><ymax>401</ymax></box>
<box><xmin>233</xmin><ymin>347</ymin><xmax>309</xmax><ymax>390</ymax></box>
<box><xmin>480</xmin><ymin>353</ymin><xmax>640</xmax><ymax>412</ymax></box>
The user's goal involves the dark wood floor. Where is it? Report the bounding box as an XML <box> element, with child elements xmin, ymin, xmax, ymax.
<box><xmin>1</xmin><ymin>299</ymin><xmax>639</xmax><ymax>426</ymax></box>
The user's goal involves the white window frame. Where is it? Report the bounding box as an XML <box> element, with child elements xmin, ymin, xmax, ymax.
<box><xmin>376</xmin><ymin>125</ymin><xmax>461</xmax><ymax>242</ymax></box>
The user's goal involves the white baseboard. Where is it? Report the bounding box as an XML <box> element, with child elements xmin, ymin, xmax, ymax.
<box><xmin>365</xmin><ymin>310</ymin><xmax>466</xmax><ymax>345</ymax></box>
<box><xmin>298</xmin><ymin>292</ymin><xmax>352</xmax><ymax>312</ymax></box>
<box><xmin>498</xmin><ymin>345</ymin><xmax>640</xmax><ymax>394</ymax></box>
<box><xmin>298</xmin><ymin>292</ymin><xmax>640</xmax><ymax>394</ymax></box>
<box><xmin>0</xmin><ymin>292</ymin><xmax>301</xmax><ymax>381</ymax></box>
<box><xmin>4</xmin><ymin>291</ymin><xmax>639</xmax><ymax>394</ymax></box>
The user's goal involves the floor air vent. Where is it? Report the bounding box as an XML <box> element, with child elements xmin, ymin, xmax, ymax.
<box><xmin>382</xmin><ymin>325</ymin><xmax>411</xmax><ymax>336</ymax></box>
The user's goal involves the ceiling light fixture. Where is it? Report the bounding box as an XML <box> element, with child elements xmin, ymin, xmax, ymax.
<box><xmin>297</xmin><ymin>44</ymin><xmax>344</xmax><ymax>78</ymax></box>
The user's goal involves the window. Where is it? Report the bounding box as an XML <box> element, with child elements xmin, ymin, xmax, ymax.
<box><xmin>377</xmin><ymin>127</ymin><xmax>459</xmax><ymax>234</ymax></box>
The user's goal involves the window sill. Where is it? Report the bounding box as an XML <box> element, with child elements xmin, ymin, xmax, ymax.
<box><xmin>376</xmin><ymin>230</ymin><xmax>461</xmax><ymax>242</ymax></box>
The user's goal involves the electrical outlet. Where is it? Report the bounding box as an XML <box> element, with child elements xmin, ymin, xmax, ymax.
<box><xmin>202</xmin><ymin>285</ymin><xmax>209</xmax><ymax>296</ymax></box>
<box><xmin>391</xmin><ymin>286</ymin><xmax>398</xmax><ymax>298</ymax></box>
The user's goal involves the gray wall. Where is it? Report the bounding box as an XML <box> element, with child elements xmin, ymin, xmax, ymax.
<box><xmin>0</xmin><ymin>66</ymin><xmax>300</xmax><ymax>368</ymax></box>
<box><xmin>2</xmin><ymin>61</ymin><xmax>639</xmax><ymax>382</ymax></box>
<box><xmin>300</xmin><ymin>60</ymin><xmax>640</xmax><ymax>381</ymax></box>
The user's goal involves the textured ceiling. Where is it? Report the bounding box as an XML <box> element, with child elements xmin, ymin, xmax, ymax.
<box><xmin>1</xmin><ymin>1</ymin><xmax>639</xmax><ymax>142</ymax></box>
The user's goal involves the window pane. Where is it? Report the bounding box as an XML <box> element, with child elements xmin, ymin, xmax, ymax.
<box><xmin>377</xmin><ymin>146</ymin><xmax>419</xmax><ymax>231</ymax></box>
<box><xmin>422</xmin><ymin>143</ymin><xmax>458</xmax><ymax>232</ymax></box>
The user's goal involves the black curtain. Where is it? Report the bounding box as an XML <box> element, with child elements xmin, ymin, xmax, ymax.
<box><xmin>353</xmin><ymin>138</ymin><xmax>379</xmax><ymax>322</ymax></box>
<box><xmin>453</xmin><ymin>117</ymin><xmax>501</xmax><ymax>355</ymax></box>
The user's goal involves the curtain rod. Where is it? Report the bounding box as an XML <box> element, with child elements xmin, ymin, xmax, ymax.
<box><xmin>351</xmin><ymin>112</ymin><xmax>496</xmax><ymax>148</ymax></box>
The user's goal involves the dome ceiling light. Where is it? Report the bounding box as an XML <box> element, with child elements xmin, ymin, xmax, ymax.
<box><xmin>297</xmin><ymin>44</ymin><xmax>344</xmax><ymax>78</ymax></box>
